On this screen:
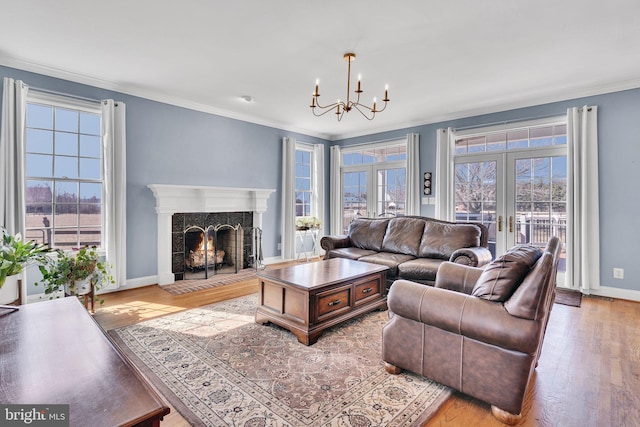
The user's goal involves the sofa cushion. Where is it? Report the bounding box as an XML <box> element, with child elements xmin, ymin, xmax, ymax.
<box><xmin>418</xmin><ymin>222</ymin><xmax>482</xmax><ymax>259</ymax></box>
<box><xmin>327</xmin><ymin>247</ymin><xmax>378</xmax><ymax>260</ymax></box>
<box><xmin>358</xmin><ymin>252</ymin><xmax>416</xmax><ymax>276</ymax></box>
<box><xmin>472</xmin><ymin>244</ymin><xmax>543</xmax><ymax>302</ymax></box>
<box><xmin>397</xmin><ymin>258</ymin><xmax>445</xmax><ymax>283</ymax></box>
<box><xmin>381</xmin><ymin>217</ymin><xmax>426</xmax><ymax>257</ymax></box>
<box><xmin>349</xmin><ymin>218</ymin><xmax>390</xmax><ymax>251</ymax></box>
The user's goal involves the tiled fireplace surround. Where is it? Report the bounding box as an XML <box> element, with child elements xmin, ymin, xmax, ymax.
<box><xmin>148</xmin><ymin>185</ymin><xmax>275</xmax><ymax>285</ymax></box>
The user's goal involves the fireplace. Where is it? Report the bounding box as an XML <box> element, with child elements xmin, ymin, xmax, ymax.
<box><xmin>148</xmin><ymin>185</ymin><xmax>275</xmax><ymax>285</ymax></box>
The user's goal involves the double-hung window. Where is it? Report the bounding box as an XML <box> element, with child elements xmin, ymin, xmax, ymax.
<box><xmin>295</xmin><ymin>146</ymin><xmax>313</xmax><ymax>219</ymax></box>
<box><xmin>24</xmin><ymin>92</ymin><xmax>104</xmax><ymax>250</ymax></box>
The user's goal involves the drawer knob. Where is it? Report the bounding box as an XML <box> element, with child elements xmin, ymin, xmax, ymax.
<box><xmin>362</xmin><ymin>287</ymin><xmax>373</xmax><ymax>294</ymax></box>
<box><xmin>328</xmin><ymin>299</ymin><xmax>341</xmax><ymax>306</ymax></box>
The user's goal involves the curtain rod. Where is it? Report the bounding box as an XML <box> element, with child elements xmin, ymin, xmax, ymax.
<box><xmin>29</xmin><ymin>86</ymin><xmax>101</xmax><ymax>105</ymax></box>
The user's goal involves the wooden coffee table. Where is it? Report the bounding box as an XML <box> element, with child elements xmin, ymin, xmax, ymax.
<box><xmin>255</xmin><ymin>258</ymin><xmax>389</xmax><ymax>345</ymax></box>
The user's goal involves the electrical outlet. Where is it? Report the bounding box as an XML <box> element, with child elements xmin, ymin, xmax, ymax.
<box><xmin>613</xmin><ymin>268</ymin><xmax>624</xmax><ymax>279</ymax></box>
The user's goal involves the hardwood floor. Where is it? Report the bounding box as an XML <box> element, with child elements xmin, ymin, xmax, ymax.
<box><xmin>94</xmin><ymin>278</ymin><xmax>640</xmax><ymax>427</ymax></box>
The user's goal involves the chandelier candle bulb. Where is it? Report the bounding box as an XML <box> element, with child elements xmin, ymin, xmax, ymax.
<box><xmin>357</xmin><ymin>74</ymin><xmax>362</xmax><ymax>93</ymax></box>
<box><xmin>384</xmin><ymin>85</ymin><xmax>389</xmax><ymax>101</ymax></box>
<box><xmin>373</xmin><ymin>97</ymin><xmax>377</xmax><ymax>112</ymax></box>
<box><xmin>314</xmin><ymin>80</ymin><xmax>319</xmax><ymax>97</ymax></box>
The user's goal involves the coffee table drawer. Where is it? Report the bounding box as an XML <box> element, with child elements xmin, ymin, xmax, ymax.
<box><xmin>317</xmin><ymin>287</ymin><xmax>351</xmax><ymax>320</ymax></box>
<box><xmin>354</xmin><ymin>277</ymin><xmax>382</xmax><ymax>303</ymax></box>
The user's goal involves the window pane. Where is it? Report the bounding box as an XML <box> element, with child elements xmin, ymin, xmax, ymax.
<box><xmin>79</xmin><ymin>206</ymin><xmax>101</xmax><ymax>224</ymax></box>
<box><xmin>27</xmin><ymin>104</ymin><xmax>53</xmax><ymax>129</ymax></box>
<box><xmin>54</xmin><ymin>156</ymin><xmax>78</xmax><ymax>178</ymax></box>
<box><xmin>26</xmin><ymin>154</ymin><xmax>53</xmax><ymax>177</ymax></box>
<box><xmin>56</xmin><ymin>181</ymin><xmax>78</xmax><ymax>203</ymax></box>
<box><xmin>55</xmin><ymin>131</ymin><xmax>78</xmax><ymax>156</ymax></box>
<box><xmin>507</xmin><ymin>129</ymin><xmax>529</xmax><ymax>149</ymax></box>
<box><xmin>468</xmin><ymin>136</ymin><xmax>486</xmax><ymax>153</ymax></box>
<box><xmin>55</xmin><ymin>108</ymin><xmax>78</xmax><ymax>132</ymax></box>
<box><xmin>26</xmin><ymin>129</ymin><xmax>53</xmax><ymax>154</ymax></box>
<box><xmin>80</xmin><ymin>158</ymin><xmax>101</xmax><ymax>180</ymax></box>
<box><xmin>55</xmin><ymin>203</ymin><xmax>77</xmax><ymax>224</ymax></box>
<box><xmin>455</xmin><ymin>139</ymin><xmax>468</xmax><ymax>154</ymax></box>
<box><xmin>80</xmin><ymin>182</ymin><xmax>102</xmax><ymax>203</ymax></box>
<box><xmin>487</xmin><ymin>132</ymin><xmax>506</xmax><ymax>151</ymax></box>
<box><xmin>80</xmin><ymin>135</ymin><xmax>101</xmax><ymax>158</ymax></box>
<box><xmin>530</xmin><ymin>126</ymin><xmax>554</xmax><ymax>147</ymax></box>
<box><xmin>80</xmin><ymin>112</ymin><xmax>100</xmax><ymax>135</ymax></box>
<box><xmin>79</xmin><ymin>226</ymin><xmax>101</xmax><ymax>247</ymax></box>
<box><xmin>26</xmin><ymin>180</ymin><xmax>53</xmax><ymax>204</ymax></box>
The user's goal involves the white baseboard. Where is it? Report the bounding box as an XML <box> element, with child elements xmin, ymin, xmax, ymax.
<box><xmin>590</xmin><ymin>285</ymin><xmax>640</xmax><ymax>302</ymax></box>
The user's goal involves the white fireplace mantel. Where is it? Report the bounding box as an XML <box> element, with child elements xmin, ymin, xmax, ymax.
<box><xmin>148</xmin><ymin>184</ymin><xmax>275</xmax><ymax>285</ymax></box>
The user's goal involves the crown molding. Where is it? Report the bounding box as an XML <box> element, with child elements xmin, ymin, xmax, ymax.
<box><xmin>4</xmin><ymin>55</ymin><xmax>640</xmax><ymax>143</ymax></box>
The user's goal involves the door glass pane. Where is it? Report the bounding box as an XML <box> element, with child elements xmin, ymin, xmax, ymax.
<box><xmin>342</xmin><ymin>171</ymin><xmax>367</xmax><ymax>233</ymax></box>
<box><xmin>514</xmin><ymin>155</ymin><xmax>567</xmax><ymax>278</ymax></box>
<box><xmin>455</xmin><ymin>160</ymin><xmax>497</xmax><ymax>257</ymax></box>
<box><xmin>376</xmin><ymin>168</ymin><xmax>406</xmax><ymax>217</ymax></box>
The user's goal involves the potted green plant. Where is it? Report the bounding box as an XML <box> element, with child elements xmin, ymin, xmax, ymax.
<box><xmin>36</xmin><ymin>245</ymin><xmax>114</xmax><ymax>307</ymax></box>
<box><xmin>0</xmin><ymin>227</ymin><xmax>50</xmax><ymax>305</ymax></box>
<box><xmin>295</xmin><ymin>216</ymin><xmax>321</xmax><ymax>231</ymax></box>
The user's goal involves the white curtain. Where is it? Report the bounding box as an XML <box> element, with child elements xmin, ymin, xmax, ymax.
<box><xmin>102</xmin><ymin>100</ymin><xmax>127</xmax><ymax>289</ymax></box>
<box><xmin>281</xmin><ymin>137</ymin><xmax>296</xmax><ymax>260</ymax></box>
<box><xmin>329</xmin><ymin>145</ymin><xmax>342</xmax><ymax>234</ymax></box>
<box><xmin>406</xmin><ymin>133</ymin><xmax>421</xmax><ymax>216</ymax></box>
<box><xmin>0</xmin><ymin>78</ymin><xmax>28</xmax><ymax>235</ymax></box>
<box><xmin>312</xmin><ymin>144</ymin><xmax>325</xmax><ymax>246</ymax></box>
<box><xmin>435</xmin><ymin>127</ymin><xmax>454</xmax><ymax>221</ymax></box>
<box><xmin>566</xmin><ymin>106</ymin><xmax>600</xmax><ymax>293</ymax></box>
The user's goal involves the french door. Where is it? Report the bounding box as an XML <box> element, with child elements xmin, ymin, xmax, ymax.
<box><xmin>455</xmin><ymin>148</ymin><xmax>567</xmax><ymax>285</ymax></box>
<box><xmin>341</xmin><ymin>163</ymin><xmax>406</xmax><ymax>233</ymax></box>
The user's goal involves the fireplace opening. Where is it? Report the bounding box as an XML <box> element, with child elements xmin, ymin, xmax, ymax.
<box><xmin>172</xmin><ymin>211</ymin><xmax>261</xmax><ymax>281</ymax></box>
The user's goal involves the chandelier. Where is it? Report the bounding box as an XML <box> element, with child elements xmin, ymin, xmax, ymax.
<box><xmin>310</xmin><ymin>53</ymin><xmax>389</xmax><ymax>121</ymax></box>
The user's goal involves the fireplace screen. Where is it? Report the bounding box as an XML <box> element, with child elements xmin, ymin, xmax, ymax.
<box><xmin>183</xmin><ymin>224</ymin><xmax>244</xmax><ymax>279</ymax></box>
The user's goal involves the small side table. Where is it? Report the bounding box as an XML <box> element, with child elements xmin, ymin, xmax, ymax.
<box><xmin>296</xmin><ymin>228</ymin><xmax>320</xmax><ymax>262</ymax></box>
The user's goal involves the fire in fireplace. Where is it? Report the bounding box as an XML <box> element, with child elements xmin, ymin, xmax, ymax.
<box><xmin>183</xmin><ymin>224</ymin><xmax>243</xmax><ymax>279</ymax></box>
<box><xmin>184</xmin><ymin>226</ymin><xmax>225</xmax><ymax>270</ymax></box>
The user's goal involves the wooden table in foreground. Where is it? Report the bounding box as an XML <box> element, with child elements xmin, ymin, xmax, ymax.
<box><xmin>0</xmin><ymin>297</ymin><xmax>170</xmax><ymax>427</ymax></box>
<box><xmin>255</xmin><ymin>258</ymin><xmax>389</xmax><ymax>345</ymax></box>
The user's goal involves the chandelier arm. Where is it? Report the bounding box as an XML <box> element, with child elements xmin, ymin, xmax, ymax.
<box><xmin>351</xmin><ymin>103</ymin><xmax>376</xmax><ymax>121</ymax></box>
<box><xmin>312</xmin><ymin>106</ymin><xmax>341</xmax><ymax>117</ymax></box>
<box><xmin>313</xmin><ymin>98</ymin><xmax>338</xmax><ymax>110</ymax></box>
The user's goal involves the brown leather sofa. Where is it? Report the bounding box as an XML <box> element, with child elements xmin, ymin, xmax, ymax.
<box><xmin>320</xmin><ymin>216</ymin><xmax>492</xmax><ymax>289</ymax></box>
<box><xmin>381</xmin><ymin>236</ymin><xmax>561</xmax><ymax>425</ymax></box>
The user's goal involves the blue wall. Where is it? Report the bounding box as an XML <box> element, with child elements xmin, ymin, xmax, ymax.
<box><xmin>2</xmin><ymin>65</ymin><xmax>638</xmax><ymax>297</ymax></box>
<box><xmin>335</xmin><ymin>88</ymin><xmax>640</xmax><ymax>294</ymax></box>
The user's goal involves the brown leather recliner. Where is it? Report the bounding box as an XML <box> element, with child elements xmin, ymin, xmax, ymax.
<box><xmin>382</xmin><ymin>236</ymin><xmax>561</xmax><ymax>425</ymax></box>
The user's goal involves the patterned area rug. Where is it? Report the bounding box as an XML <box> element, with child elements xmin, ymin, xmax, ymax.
<box><xmin>161</xmin><ymin>268</ymin><xmax>258</xmax><ymax>295</ymax></box>
<box><xmin>109</xmin><ymin>295</ymin><xmax>452</xmax><ymax>426</ymax></box>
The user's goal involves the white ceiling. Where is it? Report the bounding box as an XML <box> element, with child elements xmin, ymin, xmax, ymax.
<box><xmin>2</xmin><ymin>1</ymin><xmax>640</xmax><ymax>140</ymax></box>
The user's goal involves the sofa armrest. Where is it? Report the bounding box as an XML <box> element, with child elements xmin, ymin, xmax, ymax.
<box><xmin>434</xmin><ymin>262</ymin><xmax>484</xmax><ymax>294</ymax></box>
<box><xmin>320</xmin><ymin>235</ymin><xmax>351</xmax><ymax>252</ymax></box>
<box><xmin>449</xmin><ymin>246</ymin><xmax>493</xmax><ymax>267</ymax></box>
<box><xmin>388</xmin><ymin>279</ymin><xmax>539</xmax><ymax>354</ymax></box>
